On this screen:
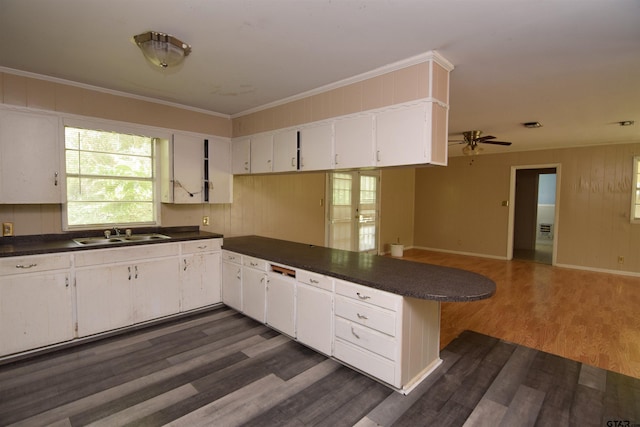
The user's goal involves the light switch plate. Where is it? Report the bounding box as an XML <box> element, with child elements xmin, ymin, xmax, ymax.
<box><xmin>2</xmin><ymin>222</ymin><xmax>14</xmax><ymax>237</ymax></box>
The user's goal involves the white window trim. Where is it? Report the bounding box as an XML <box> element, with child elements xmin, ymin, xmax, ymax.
<box><xmin>61</xmin><ymin>117</ymin><xmax>170</xmax><ymax>231</ymax></box>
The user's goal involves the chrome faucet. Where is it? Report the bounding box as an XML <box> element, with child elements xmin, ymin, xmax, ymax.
<box><xmin>113</xmin><ymin>226</ymin><xmax>121</xmax><ymax>236</ymax></box>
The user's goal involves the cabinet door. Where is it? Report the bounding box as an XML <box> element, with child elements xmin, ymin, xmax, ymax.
<box><xmin>0</xmin><ymin>109</ymin><xmax>61</xmax><ymax>203</ymax></box>
<box><xmin>172</xmin><ymin>133</ymin><xmax>203</xmax><ymax>204</ymax></box>
<box><xmin>132</xmin><ymin>258</ymin><xmax>180</xmax><ymax>323</ymax></box>
<box><xmin>334</xmin><ymin>115</ymin><xmax>375</xmax><ymax>169</ymax></box>
<box><xmin>250</xmin><ymin>133</ymin><xmax>273</xmax><ymax>174</ymax></box>
<box><xmin>181</xmin><ymin>252</ymin><xmax>222</xmax><ymax>312</ymax></box>
<box><xmin>296</xmin><ymin>283</ymin><xmax>333</xmax><ymax>355</ymax></box>
<box><xmin>0</xmin><ymin>272</ymin><xmax>73</xmax><ymax>355</ymax></box>
<box><xmin>232</xmin><ymin>137</ymin><xmax>251</xmax><ymax>174</ymax></box>
<box><xmin>208</xmin><ymin>138</ymin><xmax>233</xmax><ymax>203</ymax></box>
<box><xmin>241</xmin><ymin>267</ymin><xmax>266</xmax><ymax>322</ymax></box>
<box><xmin>375</xmin><ymin>103</ymin><xmax>428</xmax><ymax>167</ymax></box>
<box><xmin>76</xmin><ymin>264</ymin><xmax>134</xmax><ymax>337</ymax></box>
<box><xmin>222</xmin><ymin>260</ymin><xmax>242</xmax><ymax>311</ymax></box>
<box><xmin>266</xmin><ymin>273</ymin><xmax>296</xmax><ymax>337</ymax></box>
<box><xmin>299</xmin><ymin>123</ymin><xmax>333</xmax><ymax>171</ymax></box>
<box><xmin>272</xmin><ymin>129</ymin><xmax>298</xmax><ymax>172</ymax></box>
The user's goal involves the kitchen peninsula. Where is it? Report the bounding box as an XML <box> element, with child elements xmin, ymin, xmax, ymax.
<box><xmin>222</xmin><ymin>235</ymin><xmax>495</xmax><ymax>393</ymax></box>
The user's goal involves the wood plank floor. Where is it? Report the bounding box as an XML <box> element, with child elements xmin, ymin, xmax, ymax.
<box><xmin>1</xmin><ymin>249</ymin><xmax>639</xmax><ymax>426</ymax></box>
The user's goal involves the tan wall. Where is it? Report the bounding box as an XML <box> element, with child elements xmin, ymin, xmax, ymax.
<box><xmin>232</xmin><ymin>61</ymin><xmax>447</xmax><ymax>136</ymax></box>
<box><xmin>0</xmin><ymin>72</ymin><xmax>231</xmax><ymax>136</ymax></box>
<box><xmin>414</xmin><ymin>143</ymin><xmax>640</xmax><ymax>273</ymax></box>
<box><xmin>380</xmin><ymin>167</ymin><xmax>415</xmax><ymax>252</ymax></box>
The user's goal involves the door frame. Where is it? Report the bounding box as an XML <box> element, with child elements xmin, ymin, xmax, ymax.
<box><xmin>507</xmin><ymin>163</ymin><xmax>561</xmax><ymax>264</ymax></box>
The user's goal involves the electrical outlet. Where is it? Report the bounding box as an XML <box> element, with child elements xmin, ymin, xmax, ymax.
<box><xmin>618</xmin><ymin>256</ymin><xmax>624</xmax><ymax>264</ymax></box>
<box><xmin>2</xmin><ymin>222</ymin><xmax>14</xmax><ymax>237</ymax></box>
<box><xmin>202</xmin><ymin>216</ymin><xmax>210</xmax><ymax>226</ymax></box>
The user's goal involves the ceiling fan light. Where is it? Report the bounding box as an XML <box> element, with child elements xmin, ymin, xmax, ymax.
<box><xmin>523</xmin><ymin>122</ymin><xmax>542</xmax><ymax>128</ymax></box>
<box><xmin>133</xmin><ymin>31</ymin><xmax>191</xmax><ymax>69</ymax></box>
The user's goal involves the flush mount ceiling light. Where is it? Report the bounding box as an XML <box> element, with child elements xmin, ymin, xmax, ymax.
<box><xmin>619</xmin><ymin>120</ymin><xmax>635</xmax><ymax>126</ymax></box>
<box><xmin>523</xmin><ymin>122</ymin><xmax>542</xmax><ymax>128</ymax></box>
<box><xmin>133</xmin><ymin>31</ymin><xmax>191</xmax><ymax>69</ymax></box>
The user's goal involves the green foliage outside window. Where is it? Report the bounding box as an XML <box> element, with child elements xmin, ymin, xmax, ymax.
<box><xmin>65</xmin><ymin>127</ymin><xmax>156</xmax><ymax>227</ymax></box>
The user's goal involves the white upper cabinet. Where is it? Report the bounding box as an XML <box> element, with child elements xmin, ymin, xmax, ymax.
<box><xmin>299</xmin><ymin>122</ymin><xmax>333</xmax><ymax>171</ymax></box>
<box><xmin>232</xmin><ymin>137</ymin><xmax>251</xmax><ymax>174</ymax></box>
<box><xmin>207</xmin><ymin>137</ymin><xmax>233</xmax><ymax>203</ymax></box>
<box><xmin>165</xmin><ymin>132</ymin><xmax>232</xmax><ymax>204</ymax></box>
<box><xmin>0</xmin><ymin>108</ymin><xmax>62</xmax><ymax>203</ymax></box>
<box><xmin>334</xmin><ymin>114</ymin><xmax>375</xmax><ymax>170</ymax></box>
<box><xmin>250</xmin><ymin>133</ymin><xmax>273</xmax><ymax>174</ymax></box>
<box><xmin>375</xmin><ymin>102</ymin><xmax>431</xmax><ymax>167</ymax></box>
<box><xmin>272</xmin><ymin>129</ymin><xmax>298</xmax><ymax>172</ymax></box>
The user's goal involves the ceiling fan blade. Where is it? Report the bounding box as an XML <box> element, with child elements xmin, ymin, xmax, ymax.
<box><xmin>479</xmin><ymin>140</ymin><xmax>512</xmax><ymax>146</ymax></box>
<box><xmin>475</xmin><ymin>135</ymin><xmax>496</xmax><ymax>143</ymax></box>
<box><xmin>448</xmin><ymin>140</ymin><xmax>466</xmax><ymax>145</ymax></box>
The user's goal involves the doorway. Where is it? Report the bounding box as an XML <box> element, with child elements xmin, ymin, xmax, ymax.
<box><xmin>509</xmin><ymin>165</ymin><xmax>559</xmax><ymax>264</ymax></box>
<box><xmin>326</xmin><ymin>170</ymin><xmax>380</xmax><ymax>253</ymax></box>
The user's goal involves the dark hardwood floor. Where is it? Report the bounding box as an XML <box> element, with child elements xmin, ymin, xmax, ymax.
<box><xmin>1</xmin><ymin>305</ymin><xmax>638</xmax><ymax>426</ymax></box>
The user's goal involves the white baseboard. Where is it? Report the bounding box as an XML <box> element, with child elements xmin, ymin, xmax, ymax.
<box><xmin>412</xmin><ymin>246</ymin><xmax>508</xmax><ymax>261</ymax></box>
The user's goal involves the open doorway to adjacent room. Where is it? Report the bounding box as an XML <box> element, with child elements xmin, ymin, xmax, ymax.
<box><xmin>509</xmin><ymin>165</ymin><xmax>559</xmax><ymax>265</ymax></box>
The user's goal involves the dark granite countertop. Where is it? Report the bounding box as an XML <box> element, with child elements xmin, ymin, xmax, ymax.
<box><xmin>0</xmin><ymin>226</ymin><xmax>223</xmax><ymax>257</ymax></box>
<box><xmin>222</xmin><ymin>236</ymin><xmax>495</xmax><ymax>302</ymax></box>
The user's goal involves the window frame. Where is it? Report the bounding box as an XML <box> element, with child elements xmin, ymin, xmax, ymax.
<box><xmin>61</xmin><ymin>117</ymin><xmax>169</xmax><ymax>231</ymax></box>
<box><xmin>632</xmin><ymin>155</ymin><xmax>640</xmax><ymax>224</ymax></box>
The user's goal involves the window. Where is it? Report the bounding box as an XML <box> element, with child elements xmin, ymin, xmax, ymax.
<box><xmin>64</xmin><ymin>126</ymin><xmax>158</xmax><ymax>229</ymax></box>
<box><xmin>633</xmin><ymin>156</ymin><xmax>640</xmax><ymax>223</ymax></box>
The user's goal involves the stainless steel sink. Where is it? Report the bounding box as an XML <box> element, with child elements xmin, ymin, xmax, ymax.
<box><xmin>73</xmin><ymin>233</ymin><xmax>171</xmax><ymax>246</ymax></box>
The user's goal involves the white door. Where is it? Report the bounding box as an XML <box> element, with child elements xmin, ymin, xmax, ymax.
<box><xmin>296</xmin><ymin>283</ymin><xmax>333</xmax><ymax>355</ymax></box>
<box><xmin>181</xmin><ymin>252</ymin><xmax>222</xmax><ymax>312</ymax></box>
<box><xmin>232</xmin><ymin>138</ymin><xmax>251</xmax><ymax>174</ymax></box>
<box><xmin>0</xmin><ymin>109</ymin><xmax>62</xmax><ymax>203</ymax></box>
<box><xmin>172</xmin><ymin>133</ymin><xmax>203</xmax><ymax>203</ymax></box>
<box><xmin>265</xmin><ymin>272</ymin><xmax>296</xmax><ymax>337</ymax></box>
<box><xmin>299</xmin><ymin>123</ymin><xmax>333</xmax><ymax>171</ymax></box>
<box><xmin>0</xmin><ymin>272</ymin><xmax>74</xmax><ymax>355</ymax></box>
<box><xmin>250</xmin><ymin>133</ymin><xmax>273</xmax><ymax>174</ymax></box>
<box><xmin>222</xmin><ymin>260</ymin><xmax>242</xmax><ymax>311</ymax></box>
<box><xmin>132</xmin><ymin>258</ymin><xmax>180</xmax><ymax>323</ymax></box>
<box><xmin>334</xmin><ymin>114</ymin><xmax>375</xmax><ymax>169</ymax></box>
<box><xmin>76</xmin><ymin>264</ymin><xmax>134</xmax><ymax>337</ymax></box>
<box><xmin>241</xmin><ymin>267</ymin><xmax>266</xmax><ymax>322</ymax></box>
<box><xmin>208</xmin><ymin>137</ymin><xmax>233</xmax><ymax>203</ymax></box>
<box><xmin>375</xmin><ymin>103</ymin><xmax>428</xmax><ymax>167</ymax></box>
<box><xmin>272</xmin><ymin>129</ymin><xmax>298</xmax><ymax>172</ymax></box>
<box><xmin>327</xmin><ymin>171</ymin><xmax>380</xmax><ymax>253</ymax></box>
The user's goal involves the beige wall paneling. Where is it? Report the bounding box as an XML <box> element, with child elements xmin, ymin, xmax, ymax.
<box><xmin>414</xmin><ymin>143</ymin><xmax>640</xmax><ymax>274</ymax></box>
<box><xmin>380</xmin><ymin>167</ymin><xmax>416</xmax><ymax>254</ymax></box>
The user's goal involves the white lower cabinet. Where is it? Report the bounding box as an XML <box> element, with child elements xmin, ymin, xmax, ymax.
<box><xmin>222</xmin><ymin>251</ymin><xmax>242</xmax><ymax>311</ymax></box>
<box><xmin>75</xmin><ymin>243</ymin><xmax>181</xmax><ymax>337</ymax></box>
<box><xmin>333</xmin><ymin>279</ymin><xmax>441</xmax><ymax>392</ymax></box>
<box><xmin>241</xmin><ymin>256</ymin><xmax>267</xmax><ymax>322</ymax></box>
<box><xmin>180</xmin><ymin>239</ymin><xmax>222</xmax><ymax>312</ymax></box>
<box><xmin>265</xmin><ymin>269</ymin><xmax>296</xmax><ymax>337</ymax></box>
<box><xmin>0</xmin><ymin>254</ymin><xmax>74</xmax><ymax>356</ymax></box>
<box><xmin>296</xmin><ymin>273</ymin><xmax>333</xmax><ymax>355</ymax></box>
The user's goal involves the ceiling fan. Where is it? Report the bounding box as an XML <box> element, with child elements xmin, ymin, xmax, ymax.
<box><xmin>449</xmin><ymin>130</ymin><xmax>512</xmax><ymax>155</ymax></box>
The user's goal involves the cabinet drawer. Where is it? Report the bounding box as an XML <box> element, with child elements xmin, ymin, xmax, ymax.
<box><xmin>335</xmin><ymin>295</ymin><xmax>397</xmax><ymax>336</ymax></box>
<box><xmin>296</xmin><ymin>270</ymin><xmax>333</xmax><ymax>292</ymax></box>
<box><xmin>335</xmin><ymin>279</ymin><xmax>400</xmax><ymax>311</ymax></box>
<box><xmin>334</xmin><ymin>339</ymin><xmax>396</xmax><ymax>386</ymax></box>
<box><xmin>243</xmin><ymin>256</ymin><xmax>267</xmax><ymax>271</ymax></box>
<box><xmin>335</xmin><ymin>317</ymin><xmax>396</xmax><ymax>361</ymax></box>
<box><xmin>0</xmin><ymin>253</ymin><xmax>71</xmax><ymax>275</ymax></box>
<box><xmin>222</xmin><ymin>250</ymin><xmax>242</xmax><ymax>264</ymax></box>
<box><xmin>74</xmin><ymin>243</ymin><xmax>179</xmax><ymax>267</ymax></box>
<box><xmin>182</xmin><ymin>238</ymin><xmax>222</xmax><ymax>254</ymax></box>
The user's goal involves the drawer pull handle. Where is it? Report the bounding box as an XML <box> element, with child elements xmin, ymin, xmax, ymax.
<box><xmin>135</xmin><ymin>266</ymin><xmax>138</xmax><ymax>279</ymax></box>
<box><xmin>356</xmin><ymin>292</ymin><xmax>370</xmax><ymax>300</ymax></box>
<box><xmin>351</xmin><ymin>327</ymin><xmax>360</xmax><ymax>339</ymax></box>
<box><xmin>356</xmin><ymin>313</ymin><xmax>368</xmax><ymax>320</ymax></box>
<box><xmin>310</xmin><ymin>278</ymin><xmax>319</xmax><ymax>284</ymax></box>
<box><xmin>197</xmin><ymin>245</ymin><xmax>208</xmax><ymax>249</ymax></box>
<box><xmin>183</xmin><ymin>259</ymin><xmax>188</xmax><ymax>271</ymax></box>
<box><xmin>16</xmin><ymin>263</ymin><xmax>38</xmax><ymax>269</ymax></box>
<box><xmin>128</xmin><ymin>266</ymin><xmax>132</xmax><ymax>281</ymax></box>
<box><xmin>250</xmin><ymin>262</ymin><xmax>258</xmax><ymax>267</ymax></box>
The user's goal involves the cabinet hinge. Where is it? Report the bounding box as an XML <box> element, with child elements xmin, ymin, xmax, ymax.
<box><xmin>75</xmin><ymin>323</ymin><xmax>79</xmax><ymax>333</ymax></box>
